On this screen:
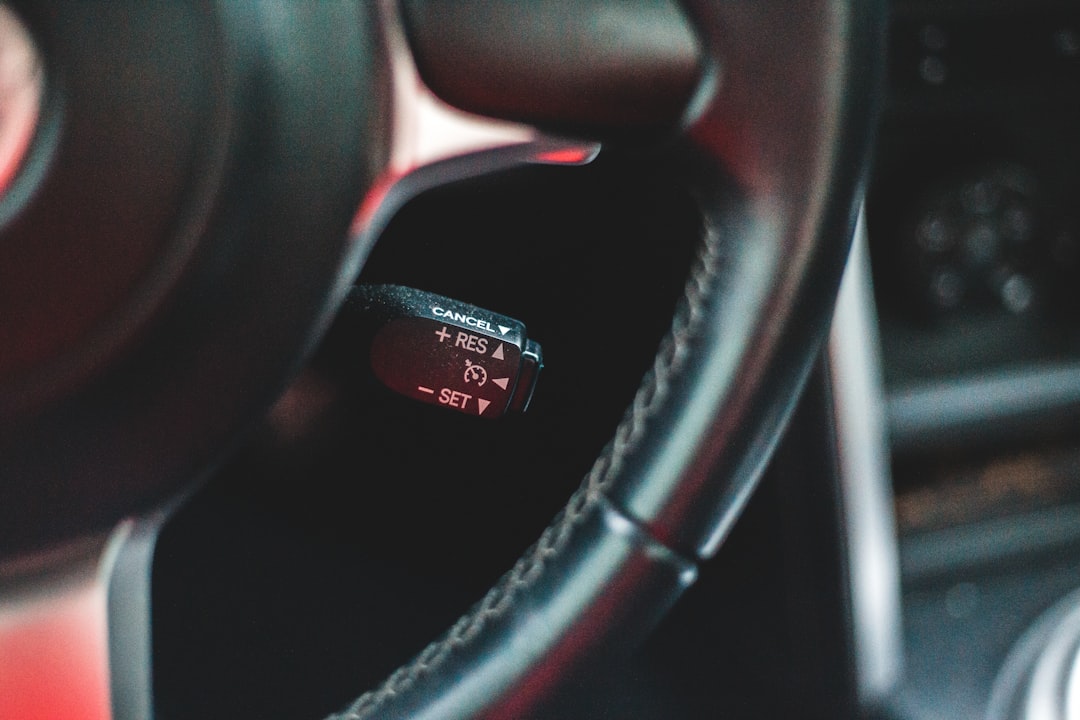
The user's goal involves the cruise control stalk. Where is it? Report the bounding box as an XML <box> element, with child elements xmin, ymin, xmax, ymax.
<box><xmin>350</xmin><ymin>285</ymin><xmax>542</xmax><ymax>419</ymax></box>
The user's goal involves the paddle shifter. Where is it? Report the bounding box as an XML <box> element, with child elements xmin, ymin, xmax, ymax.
<box><xmin>352</xmin><ymin>285</ymin><xmax>543</xmax><ymax>419</ymax></box>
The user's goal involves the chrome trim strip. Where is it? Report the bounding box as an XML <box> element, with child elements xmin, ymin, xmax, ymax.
<box><xmin>108</xmin><ymin>512</ymin><xmax>168</xmax><ymax>720</ymax></box>
<box><xmin>827</xmin><ymin>209</ymin><xmax>904</xmax><ymax>706</ymax></box>
<box><xmin>889</xmin><ymin>364</ymin><xmax>1080</xmax><ymax>453</ymax></box>
<box><xmin>901</xmin><ymin>504</ymin><xmax>1080</xmax><ymax>581</ymax></box>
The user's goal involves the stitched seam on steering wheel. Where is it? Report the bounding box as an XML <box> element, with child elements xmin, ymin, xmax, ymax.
<box><xmin>331</xmin><ymin>211</ymin><xmax>721</xmax><ymax>720</ymax></box>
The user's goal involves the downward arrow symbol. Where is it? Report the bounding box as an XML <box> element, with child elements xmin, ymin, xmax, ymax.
<box><xmin>497</xmin><ymin>325</ymin><xmax>511</xmax><ymax>335</ymax></box>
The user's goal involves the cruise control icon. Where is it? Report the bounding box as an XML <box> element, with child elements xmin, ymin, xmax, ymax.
<box><xmin>463</xmin><ymin>360</ymin><xmax>488</xmax><ymax>387</ymax></box>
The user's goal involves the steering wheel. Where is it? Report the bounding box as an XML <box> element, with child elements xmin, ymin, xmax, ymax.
<box><xmin>0</xmin><ymin>1</ymin><xmax>882</xmax><ymax>718</ymax></box>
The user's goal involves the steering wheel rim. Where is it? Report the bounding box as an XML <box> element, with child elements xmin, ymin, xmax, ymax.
<box><xmin>331</xmin><ymin>1</ymin><xmax>883</xmax><ymax>718</ymax></box>
<box><xmin>0</xmin><ymin>1</ymin><xmax>883</xmax><ymax>718</ymax></box>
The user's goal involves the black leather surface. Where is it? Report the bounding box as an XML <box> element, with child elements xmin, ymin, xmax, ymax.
<box><xmin>402</xmin><ymin>0</ymin><xmax>703</xmax><ymax>137</ymax></box>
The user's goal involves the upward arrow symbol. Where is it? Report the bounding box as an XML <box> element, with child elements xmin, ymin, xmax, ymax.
<box><xmin>497</xmin><ymin>325</ymin><xmax>511</xmax><ymax>335</ymax></box>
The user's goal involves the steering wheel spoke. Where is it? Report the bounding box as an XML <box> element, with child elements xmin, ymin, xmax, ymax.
<box><xmin>400</xmin><ymin>0</ymin><xmax>703</xmax><ymax>138</ymax></box>
<box><xmin>355</xmin><ymin>0</ymin><xmax>605</xmax><ymax>245</ymax></box>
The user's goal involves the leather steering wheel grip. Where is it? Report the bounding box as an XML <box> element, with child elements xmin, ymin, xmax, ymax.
<box><xmin>328</xmin><ymin>1</ymin><xmax>884</xmax><ymax>718</ymax></box>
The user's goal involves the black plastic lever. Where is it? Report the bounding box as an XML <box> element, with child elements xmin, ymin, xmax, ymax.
<box><xmin>350</xmin><ymin>285</ymin><xmax>542</xmax><ymax>419</ymax></box>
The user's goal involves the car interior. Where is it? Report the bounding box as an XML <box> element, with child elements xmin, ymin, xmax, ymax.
<box><xmin>2</xmin><ymin>1</ymin><xmax>1080</xmax><ymax>720</ymax></box>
